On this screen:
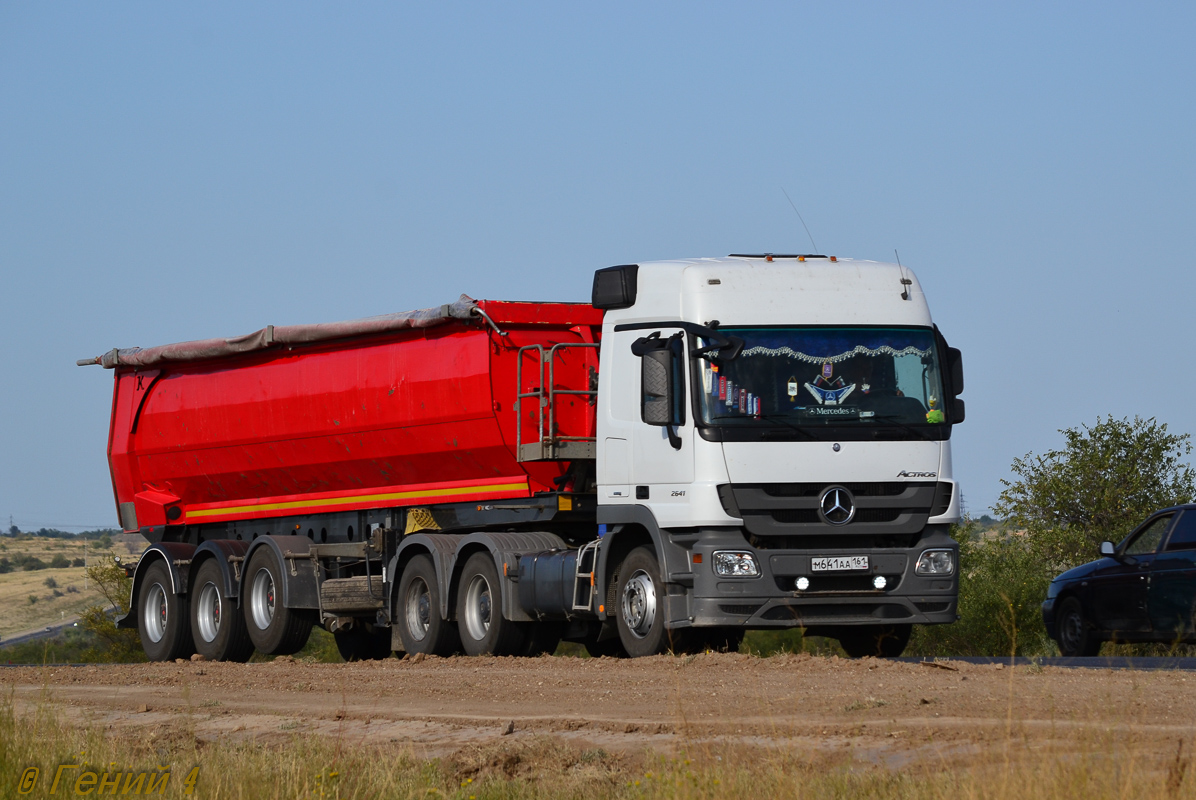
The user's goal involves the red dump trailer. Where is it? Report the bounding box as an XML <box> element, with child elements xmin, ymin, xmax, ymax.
<box><xmin>102</xmin><ymin>298</ymin><xmax>601</xmax><ymax>534</ymax></box>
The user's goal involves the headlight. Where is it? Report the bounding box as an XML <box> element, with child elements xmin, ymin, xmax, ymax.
<box><xmin>915</xmin><ymin>549</ymin><xmax>954</xmax><ymax>576</ymax></box>
<box><xmin>713</xmin><ymin>551</ymin><xmax>760</xmax><ymax>577</ymax></box>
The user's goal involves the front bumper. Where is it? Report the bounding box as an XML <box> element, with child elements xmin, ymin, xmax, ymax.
<box><xmin>666</xmin><ymin>526</ymin><xmax>958</xmax><ymax>629</ymax></box>
<box><xmin>1040</xmin><ymin>597</ymin><xmax>1058</xmax><ymax>639</ymax></box>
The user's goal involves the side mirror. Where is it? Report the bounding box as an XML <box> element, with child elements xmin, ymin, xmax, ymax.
<box><xmin>948</xmin><ymin>347</ymin><xmax>964</xmax><ymax>395</ymax></box>
<box><xmin>633</xmin><ymin>333</ymin><xmax>684</xmax><ymax>448</ymax></box>
<box><xmin>1100</xmin><ymin>541</ymin><xmax>1116</xmax><ymax>557</ymax></box>
<box><xmin>951</xmin><ymin>398</ymin><xmax>965</xmax><ymax>424</ymax></box>
<box><xmin>641</xmin><ymin>349</ymin><xmax>675</xmax><ymax>425</ymax></box>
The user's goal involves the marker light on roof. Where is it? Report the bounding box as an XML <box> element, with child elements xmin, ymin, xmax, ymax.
<box><xmin>798</xmin><ymin>256</ymin><xmax>806</xmax><ymax>262</ymax></box>
<box><xmin>830</xmin><ymin>256</ymin><xmax>837</xmax><ymax>262</ymax></box>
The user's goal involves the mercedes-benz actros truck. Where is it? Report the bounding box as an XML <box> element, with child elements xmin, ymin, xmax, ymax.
<box><xmin>79</xmin><ymin>254</ymin><xmax>964</xmax><ymax>662</ymax></box>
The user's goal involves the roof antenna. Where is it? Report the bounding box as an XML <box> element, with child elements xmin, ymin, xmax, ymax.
<box><xmin>781</xmin><ymin>188</ymin><xmax>818</xmax><ymax>254</ymax></box>
<box><xmin>895</xmin><ymin>248</ymin><xmax>912</xmax><ymax>300</ymax></box>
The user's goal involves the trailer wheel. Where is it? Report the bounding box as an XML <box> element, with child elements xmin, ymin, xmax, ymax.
<box><xmin>243</xmin><ymin>548</ymin><xmax>314</xmax><ymax>655</ymax></box>
<box><xmin>190</xmin><ymin>559</ymin><xmax>253</xmax><ymax>662</ymax></box>
<box><xmin>137</xmin><ymin>560</ymin><xmax>194</xmax><ymax>662</ymax></box>
<box><xmin>456</xmin><ymin>552</ymin><xmax>526</xmax><ymax>656</ymax></box>
<box><xmin>837</xmin><ymin>624</ymin><xmax>912</xmax><ymax>658</ymax></box>
<box><xmin>333</xmin><ymin>624</ymin><xmax>394</xmax><ymax>661</ymax></box>
<box><xmin>396</xmin><ymin>554</ymin><xmax>461</xmax><ymax>656</ymax></box>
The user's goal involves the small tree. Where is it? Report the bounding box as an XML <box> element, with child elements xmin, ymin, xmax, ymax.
<box><xmin>43</xmin><ymin>576</ymin><xmax>58</xmax><ymax>589</ymax></box>
<box><xmin>79</xmin><ymin>561</ymin><xmax>146</xmax><ymax>662</ymax></box>
<box><xmin>995</xmin><ymin>416</ymin><xmax>1196</xmax><ymax>570</ymax></box>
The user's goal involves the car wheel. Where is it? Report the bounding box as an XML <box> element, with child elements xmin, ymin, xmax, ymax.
<box><xmin>137</xmin><ymin>560</ymin><xmax>194</xmax><ymax>662</ymax></box>
<box><xmin>1056</xmin><ymin>597</ymin><xmax>1101</xmax><ymax>657</ymax></box>
<box><xmin>243</xmin><ymin>548</ymin><xmax>314</xmax><ymax>655</ymax></box>
<box><xmin>190</xmin><ymin>559</ymin><xmax>254</xmax><ymax>662</ymax></box>
<box><xmin>838</xmin><ymin>624</ymin><xmax>912</xmax><ymax>658</ymax></box>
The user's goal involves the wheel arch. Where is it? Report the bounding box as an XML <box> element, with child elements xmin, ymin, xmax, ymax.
<box><xmin>389</xmin><ymin>533</ymin><xmax>464</xmax><ymax>621</ymax></box>
<box><xmin>595</xmin><ymin>505</ymin><xmax>677</xmax><ymax>622</ymax></box>
<box><xmin>240</xmin><ymin>535</ymin><xmax>319</xmax><ymax>610</ymax></box>
<box><xmin>116</xmin><ymin>542</ymin><xmax>196</xmax><ymax>629</ymax></box>
<box><xmin>188</xmin><ymin>539</ymin><xmax>251</xmax><ymax>602</ymax></box>
<box><xmin>451</xmin><ymin>531</ymin><xmax>568</xmax><ymax>623</ymax></box>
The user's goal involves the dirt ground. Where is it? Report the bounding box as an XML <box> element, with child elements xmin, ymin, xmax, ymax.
<box><xmin>6</xmin><ymin>653</ymin><xmax>1195</xmax><ymax>771</ymax></box>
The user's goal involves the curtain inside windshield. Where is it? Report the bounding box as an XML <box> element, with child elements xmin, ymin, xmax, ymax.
<box><xmin>698</xmin><ymin>327</ymin><xmax>945</xmax><ymax>426</ymax></box>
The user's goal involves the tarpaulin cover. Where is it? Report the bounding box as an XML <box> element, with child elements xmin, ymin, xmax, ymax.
<box><xmin>82</xmin><ymin>295</ymin><xmax>478</xmax><ymax>369</ymax></box>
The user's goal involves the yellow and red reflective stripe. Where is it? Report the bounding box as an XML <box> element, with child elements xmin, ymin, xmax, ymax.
<box><xmin>184</xmin><ymin>480</ymin><xmax>528</xmax><ymax>520</ymax></box>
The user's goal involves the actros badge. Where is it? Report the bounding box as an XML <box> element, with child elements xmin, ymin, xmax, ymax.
<box><xmin>897</xmin><ymin>470</ymin><xmax>937</xmax><ymax>478</ymax></box>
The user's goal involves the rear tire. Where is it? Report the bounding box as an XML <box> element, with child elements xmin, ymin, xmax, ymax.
<box><xmin>396</xmin><ymin>554</ymin><xmax>461</xmax><ymax>656</ymax></box>
<box><xmin>456</xmin><ymin>552</ymin><xmax>526</xmax><ymax>656</ymax></box>
<box><xmin>138</xmin><ymin>560</ymin><xmax>194</xmax><ymax>662</ymax></box>
<box><xmin>243</xmin><ymin>548</ymin><xmax>314</xmax><ymax>655</ymax></box>
<box><xmin>838</xmin><ymin>624</ymin><xmax>912</xmax><ymax>658</ymax></box>
<box><xmin>1055</xmin><ymin>597</ymin><xmax>1101</xmax><ymax>657</ymax></box>
<box><xmin>334</xmin><ymin>624</ymin><xmax>394</xmax><ymax>661</ymax></box>
<box><xmin>190</xmin><ymin>559</ymin><xmax>253</xmax><ymax>662</ymax></box>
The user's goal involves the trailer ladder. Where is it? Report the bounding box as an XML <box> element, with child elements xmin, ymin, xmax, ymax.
<box><xmin>515</xmin><ymin>342</ymin><xmax>599</xmax><ymax>461</ymax></box>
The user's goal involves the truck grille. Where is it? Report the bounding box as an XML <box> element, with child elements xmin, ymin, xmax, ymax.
<box><xmin>719</xmin><ymin>482</ymin><xmax>948</xmax><ymax>538</ymax></box>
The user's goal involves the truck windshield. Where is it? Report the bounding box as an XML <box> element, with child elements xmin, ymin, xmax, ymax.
<box><xmin>696</xmin><ymin>327</ymin><xmax>946</xmax><ymax>427</ymax></box>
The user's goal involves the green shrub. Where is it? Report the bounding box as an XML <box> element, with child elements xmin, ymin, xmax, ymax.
<box><xmin>908</xmin><ymin>522</ymin><xmax>1054</xmax><ymax>657</ymax></box>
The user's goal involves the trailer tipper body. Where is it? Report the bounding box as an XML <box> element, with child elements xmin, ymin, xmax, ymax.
<box><xmin>81</xmin><ymin>256</ymin><xmax>965</xmax><ymax>662</ymax></box>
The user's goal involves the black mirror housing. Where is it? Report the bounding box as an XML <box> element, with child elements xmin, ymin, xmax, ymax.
<box><xmin>948</xmin><ymin>347</ymin><xmax>964</xmax><ymax>395</ymax></box>
<box><xmin>633</xmin><ymin>333</ymin><xmax>685</xmax><ymax>448</ymax></box>
<box><xmin>951</xmin><ymin>398</ymin><xmax>965</xmax><ymax>424</ymax></box>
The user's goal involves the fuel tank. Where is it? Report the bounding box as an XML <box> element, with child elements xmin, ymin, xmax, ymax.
<box><xmin>102</xmin><ymin>300</ymin><xmax>602</xmax><ymax>531</ymax></box>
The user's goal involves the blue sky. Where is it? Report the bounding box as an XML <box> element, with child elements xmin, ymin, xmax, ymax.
<box><xmin>2</xmin><ymin>3</ymin><xmax>1194</xmax><ymax>528</ymax></box>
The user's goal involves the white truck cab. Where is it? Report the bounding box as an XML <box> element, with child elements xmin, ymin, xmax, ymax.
<box><xmin>591</xmin><ymin>255</ymin><xmax>964</xmax><ymax>657</ymax></box>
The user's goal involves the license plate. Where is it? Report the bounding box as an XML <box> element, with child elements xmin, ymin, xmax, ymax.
<box><xmin>811</xmin><ymin>556</ymin><xmax>869</xmax><ymax>572</ymax></box>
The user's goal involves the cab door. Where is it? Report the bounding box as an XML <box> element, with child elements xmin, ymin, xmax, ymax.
<box><xmin>1091</xmin><ymin>513</ymin><xmax>1172</xmax><ymax>636</ymax></box>
<box><xmin>1148</xmin><ymin>510</ymin><xmax>1196</xmax><ymax>640</ymax></box>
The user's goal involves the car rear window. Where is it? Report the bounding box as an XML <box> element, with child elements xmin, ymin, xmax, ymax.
<box><xmin>1165</xmin><ymin>510</ymin><xmax>1196</xmax><ymax>551</ymax></box>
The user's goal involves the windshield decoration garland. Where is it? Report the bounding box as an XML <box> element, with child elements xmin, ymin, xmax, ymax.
<box><xmin>737</xmin><ymin>343</ymin><xmax>931</xmax><ymax>364</ymax></box>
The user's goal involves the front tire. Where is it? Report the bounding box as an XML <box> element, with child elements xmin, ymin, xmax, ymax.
<box><xmin>243</xmin><ymin>548</ymin><xmax>314</xmax><ymax>655</ymax></box>
<box><xmin>396</xmin><ymin>554</ymin><xmax>460</xmax><ymax>656</ymax></box>
<box><xmin>613</xmin><ymin>546</ymin><xmax>695</xmax><ymax>657</ymax></box>
<box><xmin>838</xmin><ymin>624</ymin><xmax>912</xmax><ymax>658</ymax></box>
<box><xmin>456</xmin><ymin>552</ymin><xmax>526</xmax><ymax>656</ymax></box>
<box><xmin>191</xmin><ymin>559</ymin><xmax>253</xmax><ymax>662</ymax></box>
<box><xmin>1055</xmin><ymin>597</ymin><xmax>1101</xmax><ymax>657</ymax></box>
<box><xmin>138</xmin><ymin>560</ymin><xmax>194</xmax><ymax>662</ymax></box>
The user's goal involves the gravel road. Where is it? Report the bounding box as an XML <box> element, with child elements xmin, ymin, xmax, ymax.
<box><xmin>7</xmin><ymin>653</ymin><xmax>1194</xmax><ymax>767</ymax></box>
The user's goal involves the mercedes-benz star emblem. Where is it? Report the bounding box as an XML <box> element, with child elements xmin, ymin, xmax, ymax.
<box><xmin>819</xmin><ymin>486</ymin><xmax>855</xmax><ymax>525</ymax></box>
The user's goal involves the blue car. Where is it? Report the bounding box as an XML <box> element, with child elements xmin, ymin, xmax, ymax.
<box><xmin>1042</xmin><ymin>505</ymin><xmax>1196</xmax><ymax>656</ymax></box>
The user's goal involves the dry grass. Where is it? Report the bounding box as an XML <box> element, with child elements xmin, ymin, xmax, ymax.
<box><xmin>0</xmin><ymin>537</ymin><xmax>146</xmax><ymax>639</ymax></box>
<box><xmin>1</xmin><ymin>689</ymin><xmax>1194</xmax><ymax>799</ymax></box>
